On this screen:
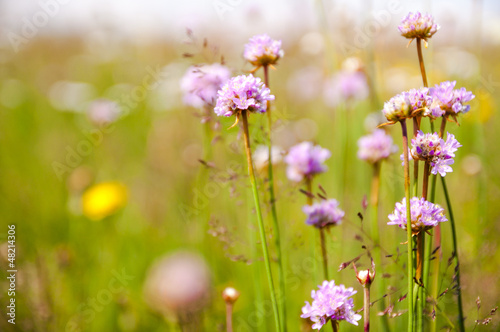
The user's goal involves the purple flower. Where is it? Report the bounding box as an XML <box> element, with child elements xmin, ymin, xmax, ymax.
<box><xmin>244</xmin><ymin>34</ymin><xmax>284</xmax><ymax>67</ymax></box>
<box><xmin>214</xmin><ymin>74</ymin><xmax>274</xmax><ymax>117</ymax></box>
<box><xmin>302</xmin><ymin>199</ymin><xmax>344</xmax><ymax>228</ymax></box>
<box><xmin>324</xmin><ymin>71</ymin><xmax>368</xmax><ymax>107</ymax></box>
<box><xmin>284</xmin><ymin>142</ymin><xmax>331</xmax><ymax>182</ymax></box>
<box><xmin>403</xmin><ymin>130</ymin><xmax>462</xmax><ymax>176</ymax></box>
<box><xmin>181</xmin><ymin>64</ymin><xmax>231</xmax><ymax>109</ymax></box>
<box><xmin>301</xmin><ymin>280</ymin><xmax>361</xmax><ymax>330</ymax></box>
<box><xmin>429</xmin><ymin>81</ymin><xmax>475</xmax><ymax>118</ymax></box>
<box><xmin>398</xmin><ymin>12</ymin><xmax>440</xmax><ymax>41</ymax></box>
<box><xmin>388</xmin><ymin>197</ymin><xmax>447</xmax><ymax>234</ymax></box>
<box><xmin>357</xmin><ymin>129</ymin><xmax>398</xmax><ymax>163</ymax></box>
<box><xmin>382</xmin><ymin>91</ymin><xmax>412</xmax><ymax>123</ymax></box>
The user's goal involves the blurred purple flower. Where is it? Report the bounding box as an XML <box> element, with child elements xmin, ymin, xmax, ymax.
<box><xmin>388</xmin><ymin>197</ymin><xmax>447</xmax><ymax>234</ymax></box>
<box><xmin>429</xmin><ymin>81</ymin><xmax>475</xmax><ymax>118</ymax></box>
<box><xmin>324</xmin><ymin>71</ymin><xmax>368</xmax><ymax>107</ymax></box>
<box><xmin>301</xmin><ymin>280</ymin><xmax>361</xmax><ymax>329</ymax></box>
<box><xmin>357</xmin><ymin>129</ymin><xmax>398</xmax><ymax>164</ymax></box>
<box><xmin>181</xmin><ymin>64</ymin><xmax>231</xmax><ymax>109</ymax></box>
<box><xmin>403</xmin><ymin>130</ymin><xmax>461</xmax><ymax>176</ymax></box>
<box><xmin>284</xmin><ymin>142</ymin><xmax>331</xmax><ymax>182</ymax></box>
<box><xmin>214</xmin><ymin>74</ymin><xmax>274</xmax><ymax>117</ymax></box>
<box><xmin>244</xmin><ymin>34</ymin><xmax>284</xmax><ymax>67</ymax></box>
<box><xmin>398</xmin><ymin>12</ymin><xmax>440</xmax><ymax>41</ymax></box>
<box><xmin>302</xmin><ymin>199</ymin><xmax>344</xmax><ymax>228</ymax></box>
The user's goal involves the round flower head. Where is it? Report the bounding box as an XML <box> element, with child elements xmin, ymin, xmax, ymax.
<box><xmin>301</xmin><ymin>280</ymin><xmax>361</xmax><ymax>330</ymax></box>
<box><xmin>382</xmin><ymin>91</ymin><xmax>412</xmax><ymax>124</ymax></box>
<box><xmin>398</xmin><ymin>12</ymin><xmax>440</xmax><ymax>41</ymax></box>
<box><xmin>214</xmin><ymin>74</ymin><xmax>274</xmax><ymax>117</ymax></box>
<box><xmin>357</xmin><ymin>129</ymin><xmax>398</xmax><ymax>164</ymax></box>
<box><xmin>302</xmin><ymin>199</ymin><xmax>345</xmax><ymax>228</ymax></box>
<box><xmin>429</xmin><ymin>81</ymin><xmax>475</xmax><ymax>120</ymax></box>
<box><xmin>408</xmin><ymin>87</ymin><xmax>434</xmax><ymax>117</ymax></box>
<box><xmin>284</xmin><ymin>142</ymin><xmax>331</xmax><ymax>182</ymax></box>
<box><xmin>388</xmin><ymin>197</ymin><xmax>447</xmax><ymax>235</ymax></box>
<box><xmin>404</xmin><ymin>130</ymin><xmax>462</xmax><ymax>176</ymax></box>
<box><xmin>181</xmin><ymin>64</ymin><xmax>231</xmax><ymax>109</ymax></box>
<box><xmin>244</xmin><ymin>34</ymin><xmax>284</xmax><ymax>67</ymax></box>
<box><xmin>324</xmin><ymin>71</ymin><xmax>369</xmax><ymax>107</ymax></box>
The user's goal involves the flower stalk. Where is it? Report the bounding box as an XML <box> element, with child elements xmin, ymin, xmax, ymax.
<box><xmin>241</xmin><ymin>110</ymin><xmax>281</xmax><ymax>332</ymax></box>
<box><xmin>400</xmin><ymin>120</ymin><xmax>414</xmax><ymax>332</ymax></box>
<box><xmin>263</xmin><ymin>64</ymin><xmax>287</xmax><ymax>332</ymax></box>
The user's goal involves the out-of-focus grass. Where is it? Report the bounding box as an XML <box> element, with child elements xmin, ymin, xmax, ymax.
<box><xmin>0</xmin><ymin>33</ymin><xmax>499</xmax><ymax>332</ymax></box>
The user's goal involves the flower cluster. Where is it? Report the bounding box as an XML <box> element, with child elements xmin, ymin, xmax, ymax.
<box><xmin>357</xmin><ymin>129</ymin><xmax>398</xmax><ymax>164</ymax></box>
<box><xmin>302</xmin><ymin>199</ymin><xmax>344</xmax><ymax>228</ymax></box>
<box><xmin>404</xmin><ymin>130</ymin><xmax>462</xmax><ymax>176</ymax></box>
<box><xmin>284</xmin><ymin>142</ymin><xmax>331</xmax><ymax>182</ymax></box>
<box><xmin>301</xmin><ymin>280</ymin><xmax>361</xmax><ymax>330</ymax></box>
<box><xmin>382</xmin><ymin>82</ymin><xmax>474</xmax><ymax>124</ymax></box>
<box><xmin>398</xmin><ymin>12</ymin><xmax>440</xmax><ymax>41</ymax></box>
<box><xmin>429</xmin><ymin>81</ymin><xmax>475</xmax><ymax>119</ymax></box>
<box><xmin>214</xmin><ymin>74</ymin><xmax>274</xmax><ymax>117</ymax></box>
<box><xmin>388</xmin><ymin>197</ymin><xmax>447</xmax><ymax>234</ymax></box>
<box><xmin>244</xmin><ymin>34</ymin><xmax>284</xmax><ymax>67</ymax></box>
<box><xmin>181</xmin><ymin>64</ymin><xmax>231</xmax><ymax>109</ymax></box>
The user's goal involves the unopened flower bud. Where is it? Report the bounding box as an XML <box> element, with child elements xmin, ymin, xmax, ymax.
<box><xmin>222</xmin><ymin>287</ymin><xmax>240</xmax><ymax>304</ymax></box>
<box><xmin>354</xmin><ymin>260</ymin><xmax>376</xmax><ymax>287</ymax></box>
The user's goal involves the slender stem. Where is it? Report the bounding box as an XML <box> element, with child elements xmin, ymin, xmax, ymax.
<box><xmin>319</xmin><ymin>228</ymin><xmax>329</xmax><ymax>280</ymax></box>
<box><xmin>401</xmin><ymin>120</ymin><xmax>414</xmax><ymax>332</ymax></box>
<box><xmin>226</xmin><ymin>303</ymin><xmax>233</xmax><ymax>332</ymax></box>
<box><xmin>439</xmin><ymin>117</ymin><xmax>447</xmax><ymax>138</ymax></box>
<box><xmin>306</xmin><ymin>177</ymin><xmax>313</xmax><ymax>206</ymax></box>
<box><xmin>412</xmin><ymin>118</ymin><xmax>420</xmax><ymax>197</ymax></box>
<box><xmin>370</xmin><ymin>163</ymin><xmax>391</xmax><ymax>332</ymax></box>
<box><xmin>416</xmin><ymin>38</ymin><xmax>428</xmax><ymax>87</ymax></box>
<box><xmin>440</xmin><ymin>177</ymin><xmax>465</xmax><ymax>332</ymax></box>
<box><xmin>364</xmin><ymin>286</ymin><xmax>371</xmax><ymax>332</ymax></box>
<box><xmin>306</xmin><ymin>176</ymin><xmax>319</xmax><ymax>282</ymax></box>
<box><xmin>331</xmin><ymin>320</ymin><xmax>339</xmax><ymax>332</ymax></box>
<box><xmin>263</xmin><ymin>64</ymin><xmax>287</xmax><ymax>332</ymax></box>
<box><xmin>241</xmin><ymin>110</ymin><xmax>281</xmax><ymax>332</ymax></box>
<box><xmin>417</xmin><ymin>162</ymin><xmax>430</xmax><ymax>332</ymax></box>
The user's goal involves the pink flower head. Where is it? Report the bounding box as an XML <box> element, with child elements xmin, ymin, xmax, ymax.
<box><xmin>244</xmin><ymin>34</ymin><xmax>284</xmax><ymax>67</ymax></box>
<box><xmin>357</xmin><ymin>129</ymin><xmax>398</xmax><ymax>163</ymax></box>
<box><xmin>303</xmin><ymin>199</ymin><xmax>344</xmax><ymax>228</ymax></box>
<box><xmin>398</xmin><ymin>12</ymin><xmax>440</xmax><ymax>41</ymax></box>
<box><xmin>284</xmin><ymin>142</ymin><xmax>331</xmax><ymax>182</ymax></box>
<box><xmin>301</xmin><ymin>280</ymin><xmax>361</xmax><ymax>330</ymax></box>
<box><xmin>181</xmin><ymin>64</ymin><xmax>231</xmax><ymax>109</ymax></box>
<box><xmin>388</xmin><ymin>197</ymin><xmax>447</xmax><ymax>235</ymax></box>
<box><xmin>214</xmin><ymin>74</ymin><xmax>274</xmax><ymax>117</ymax></box>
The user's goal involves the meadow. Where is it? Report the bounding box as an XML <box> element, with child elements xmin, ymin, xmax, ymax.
<box><xmin>0</xmin><ymin>3</ymin><xmax>499</xmax><ymax>332</ymax></box>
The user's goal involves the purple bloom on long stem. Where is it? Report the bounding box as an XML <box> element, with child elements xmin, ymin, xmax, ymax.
<box><xmin>214</xmin><ymin>74</ymin><xmax>274</xmax><ymax>117</ymax></box>
<box><xmin>403</xmin><ymin>130</ymin><xmax>462</xmax><ymax>176</ymax></box>
<box><xmin>301</xmin><ymin>280</ymin><xmax>361</xmax><ymax>330</ymax></box>
<box><xmin>388</xmin><ymin>197</ymin><xmax>447</xmax><ymax>235</ymax></box>
<box><xmin>302</xmin><ymin>199</ymin><xmax>344</xmax><ymax>228</ymax></box>
<box><xmin>429</xmin><ymin>81</ymin><xmax>475</xmax><ymax>119</ymax></box>
<box><xmin>398</xmin><ymin>12</ymin><xmax>440</xmax><ymax>41</ymax></box>
<box><xmin>244</xmin><ymin>34</ymin><xmax>284</xmax><ymax>67</ymax></box>
<box><xmin>181</xmin><ymin>64</ymin><xmax>231</xmax><ymax>109</ymax></box>
<box><xmin>284</xmin><ymin>142</ymin><xmax>331</xmax><ymax>182</ymax></box>
<box><xmin>357</xmin><ymin>129</ymin><xmax>398</xmax><ymax>164</ymax></box>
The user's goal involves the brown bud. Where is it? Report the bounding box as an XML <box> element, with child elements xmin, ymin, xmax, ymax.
<box><xmin>222</xmin><ymin>287</ymin><xmax>240</xmax><ymax>304</ymax></box>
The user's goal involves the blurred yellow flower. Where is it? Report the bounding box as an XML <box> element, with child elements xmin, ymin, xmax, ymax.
<box><xmin>81</xmin><ymin>182</ymin><xmax>128</xmax><ymax>220</ymax></box>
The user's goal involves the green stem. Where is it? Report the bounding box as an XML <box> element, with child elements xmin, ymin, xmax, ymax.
<box><xmin>401</xmin><ymin>120</ymin><xmax>414</xmax><ymax>332</ymax></box>
<box><xmin>440</xmin><ymin>177</ymin><xmax>465</xmax><ymax>332</ymax></box>
<box><xmin>241</xmin><ymin>110</ymin><xmax>281</xmax><ymax>332</ymax></box>
<box><xmin>306</xmin><ymin>177</ymin><xmax>320</xmax><ymax>283</ymax></box>
<box><xmin>319</xmin><ymin>228</ymin><xmax>329</xmax><ymax>280</ymax></box>
<box><xmin>263</xmin><ymin>64</ymin><xmax>287</xmax><ymax>332</ymax></box>
<box><xmin>370</xmin><ymin>162</ymin><xmax>390</xmax><ymax>332</ymax></box>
